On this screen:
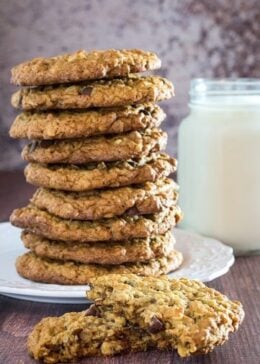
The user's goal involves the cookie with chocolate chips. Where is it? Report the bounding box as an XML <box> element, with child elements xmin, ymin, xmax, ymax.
<box><xmin>22</xmin><ymin>129</ymin><xmax>167</xmax><ymax>164</ymax></box>
<box><xmin>16</xmin><ymin>250</ymin><xmax>183</xmax><ymax>285</ymax></box>
<box><xmin>11</xmin><ymin>76</ymin><xmax>174</xmax><ymax>110</ymax></box>
<box><xmin>11</xmin><ymin>49</ymin><xmax>161</xmax><ymax>86</ymax></box>
<box><xmin>28</xmin><ymin>308</ymin><xmax>152</xmax><ymax>362</ymax></box>
<box><xmin>10</xmin><ymin>204</ymin><xmax>182</xmax><ymax>242</ymax></box>
<box><xmin>27</xmin><ymin>274</ymin><xmax>244</xmax><ymax>362</ymax></box>
<box><xmin>88</xmin><ymin>274</ymin><xmax>245</xmax><ymax>357</ymax></box>
<box><xmin>24</xmin><ymin>153</ymin><xmax>177</xmax><ymax>192</ymax></box>
<box><xmin>21</xmin><ymin>230</ymin><xmax>175</xmax><ymax>265</ymax></box>
<box><xmin>30</xmin><ymin>178</ymin><xmax>178</xmax><ymax>220</ymax></box>
<box><xmin>9</xmin><ymin>104</ymin><xmax>165</xmax><ymax>140</ymax></box>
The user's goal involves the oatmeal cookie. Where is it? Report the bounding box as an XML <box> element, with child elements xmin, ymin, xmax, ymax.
<box><xmin>16</xmin><ymin>251</ymin><xmax>183</xmax><ymax>285</ymax></box>
<box><xmin>22</xmin><ymin>230</ymin><xmax>175</xmax><ymax>265</ymax></box>
<box><xmin>27</xmin><ymin>275</ymin><xmax>244</xmax><ymax>362</ymax></box>
<box><xmin>11</xmin><ymin>49</ymin><xmax>161</xmax><ymax>86</ymax></box>
<box><xmin>11</xmin><ymin>76</ymin><xmax>174</xmax><ymax>110</ymax></box>
<box><xmin>28</xmin><ymin>307</ymin><xmax>151</xmax><ymax>363</ymax></box>
<box><xmin>24</xmin><ymin>153</ymin><xmax>177</xmax><ymax>191</ymax></box>
<box><xmin>22</xmin><ymin>129</ymin><xmax>167</xmax><ymax>164</ymax></box>
<box><xmin>89</xmin><ymin>274</ymin><xmax>245</xmax><ymax>357</ymax></box>
<box><xmin>9</xmin><ymin>104</ymin><xmax>165</xmax><ymax>140</ymax></box>
<box><xmin>10</xmin><ymin>205</ymin><xmax>182</xmax><ymax>242</ymax></box>
<box><xmin>30</xmin><ymin>178</ymin><xmax>178</xmax><ymax>220</ymax></box>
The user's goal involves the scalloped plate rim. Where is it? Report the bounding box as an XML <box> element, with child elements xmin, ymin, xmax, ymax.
<box><xmin>0</xmin><ymin>222</ymin><xmax>234</xmax><ymax>302</ymax></box>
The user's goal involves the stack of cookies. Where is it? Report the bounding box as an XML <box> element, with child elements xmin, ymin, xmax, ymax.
<box><xmin>10</xmin><ymin>49</ymin><xmax>183</xmax><ymax>285</ymax></box>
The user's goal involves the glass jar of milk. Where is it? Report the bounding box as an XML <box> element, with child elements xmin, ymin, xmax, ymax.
<box><xmin>178</xmin><ymin>79</ymin><xmax>260</xmax><ymax>255</ymax></box>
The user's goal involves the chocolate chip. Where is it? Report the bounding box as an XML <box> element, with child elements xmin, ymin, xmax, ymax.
<box><xmin>125</xmin><ymin>206</ymin><xmax>140</xmax><ymax>216</ymax></box>
<box><xmin>46</xmin><ymin>344</ymin><xmax>61</xmax><ymax>352</ymax></box>
<box><xmin>148</xmin><ymin>315</ymin><xmax>164</xmax><ymax>334</ymax></box>
<box><xmin>141</xmin><ymin>108</ymin><xmax>151</xmax><ymax>116</ymax></box>
<box><xmin>39</xmin><ymin>140</ymin><xmax>53</xmax><ymax>148</ymax></box>
<box><xmin>80</xmin><ymin>86</ymin><xmax>93</xmax><ymax>95</ymax></box>
<box><xmin>84</xmin><ymin>304</ymin><xmax>101</xmax><ymax>317</ymax></box>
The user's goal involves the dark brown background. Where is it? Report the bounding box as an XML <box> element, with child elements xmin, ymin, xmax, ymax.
<box><xmin>0</xmin><ymin>0</ymin><xmax>259</xmax><ymax>169</ymax></box>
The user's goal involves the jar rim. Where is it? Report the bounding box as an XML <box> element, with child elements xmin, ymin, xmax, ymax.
<box><xmin>189</xmin><ymin>78</ymin><xmax>260</xmax><ymax>107</ymax></box>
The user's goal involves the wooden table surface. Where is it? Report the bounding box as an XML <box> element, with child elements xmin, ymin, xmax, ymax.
<box><xmin>0</xmin><ymin>171</ymin><xmax>259</xmax><ymax>364</ymax></box>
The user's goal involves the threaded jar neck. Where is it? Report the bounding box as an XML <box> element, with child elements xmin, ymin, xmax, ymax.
<box><xmin>189</xmin><ymin>79</ymin><xmax>260</xmax><ymax>109</ymax></box>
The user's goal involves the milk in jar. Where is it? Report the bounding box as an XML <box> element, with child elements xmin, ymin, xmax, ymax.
<box><xmin>178</xmin><ymin>79</ymin><xmax>260</xmax><ymax>255</ymax></box>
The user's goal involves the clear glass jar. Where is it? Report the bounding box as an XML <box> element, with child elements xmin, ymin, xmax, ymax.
<box><xmin>178</xmin><ymin>79</ymin><xmax>260</xmax><ymax>255</ymax></box>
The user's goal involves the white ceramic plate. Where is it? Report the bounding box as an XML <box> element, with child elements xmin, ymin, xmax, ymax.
<box><xmin>0</xmin><ymin>222</ymin><xmax>234</xmax><ymax>304</ymax></box>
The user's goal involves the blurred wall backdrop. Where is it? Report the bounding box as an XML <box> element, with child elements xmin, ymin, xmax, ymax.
<box><xmin>0</xmin><ymin>0</ymin><xmax>259</xmax><ymax>169</ymax></box>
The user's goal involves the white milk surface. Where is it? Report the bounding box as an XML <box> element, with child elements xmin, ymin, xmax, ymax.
<box><xmin>178</xmin><ymin>96</ymin><xmax>260</xmax><ymax>254</ymax></box>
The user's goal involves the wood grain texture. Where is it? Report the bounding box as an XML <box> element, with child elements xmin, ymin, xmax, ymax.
<box><xmin>0</xmin><ymin>171</ymin><xmax>259</xmax><ymax>364</ymax></box>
